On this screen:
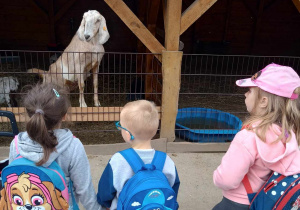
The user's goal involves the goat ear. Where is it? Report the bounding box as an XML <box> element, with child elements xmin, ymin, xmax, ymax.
<box><xmin>98</xmin><ymin>16</ymin><xmax>110</xmax><ymax>45</ymax></box>
<box><xmin>77</xmin><ymin>15</ymin><xmax>86</xmax><ymax>41</ymax></box>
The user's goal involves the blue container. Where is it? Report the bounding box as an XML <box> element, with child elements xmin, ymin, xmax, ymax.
<box><xmin>175</xmin><ymin>107</ymin><xmax>242</xmax><ymax>142</ymax></box>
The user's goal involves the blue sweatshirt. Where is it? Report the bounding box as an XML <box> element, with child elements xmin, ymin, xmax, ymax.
<box><xmin>97</xmin><ymin>149</ymin><xmax>180</xmax><ymax>210</ymax></box>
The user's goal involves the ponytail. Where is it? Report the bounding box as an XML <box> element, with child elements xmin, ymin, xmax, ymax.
<box><xmin>26</xmin><ymin>112</ymin><xmax>58</xmax><ymax>166</ymax></box>
<box><xmin>22</xmin><ymin>83</ymin><xmax>70</xmax><ymax>166</ymax></box>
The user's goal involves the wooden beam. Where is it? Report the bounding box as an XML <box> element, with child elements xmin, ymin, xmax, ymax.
<box><xmin>28</xmin><ymin>0</ymin><xmax>48</xmax><ymax>22</ymax></box>
<box><xmin>165</xmin><ymin>0</ymin><xmax>182</xmax><ymax>51</ymax></box>
<box><xmin>145</xmin><ymin>54</ymin><xmax>155</xmax><ymax>101</ymax></box>
<box><xmin>162</xmin><ymin>0</ymin><xmax>167</xmax><ymax>28</ymax></box>
<box><xmin>145</xmin><ymin>0</ymin><xmax>161</xmax><ymax>102</ymax></box>
<box><xmin>54</xmin><ymin>0</ymin><xmax>77</xmax><ymax>23</ymax></box>
<box><xmin>0</xmin><ymin>107</ymin><xmax>162</xmax><ymax>122</ymax></box>
<box><xmin>136</xmin><ymin>0</ymin><xmax>148</xmax><ymax>75</ymax></box>
<box><xmin>148</xmin><ymin>0</ymin><xmax>161</xmax><ymax>29</ymax></box>
<box><xmin>160</xmin><ymin>51</ymin><xmax>183</xmax><ymax>142</ymax></box>
<box><xmin>104</xmin><ymin>0</ymin><xmax>165</xmax><ymax>61</ymax></box>
<box><xmin>180</xmin><ymin>0</ymin><xmax>218</xmax><ymax>35</ymax></box>
<box><xmin>293</xmin><ymin>0</ymin><xmax>300</xmax><ymax>12</ymax></box>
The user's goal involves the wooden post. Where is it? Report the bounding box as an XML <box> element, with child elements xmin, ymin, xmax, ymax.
<box><xmin>165</xmin><ymin>0</ymin><xmax>182</xmax><ymax>51</ymax></box>
<box><xmin>160</xmin><ymin>0</ymin><xmax>182</xmax><ymax>141</ymax></box>
<box><xmin>160</xmin><ymin>51</ymin><xmax>183</xmax><ymax>142</ymax></box>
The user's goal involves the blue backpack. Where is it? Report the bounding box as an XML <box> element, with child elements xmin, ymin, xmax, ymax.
<box><xmin>243</xmin><ymin>172</ymin><xmax>300</xmax><ymax>210</ymax></box>
<box><xmin>0</xmin><ymin>136</ymin><xmax>79</xmax><ymax>210</ymax></box>
<box><xmin>117</xmin><ymin>148</ymin><xmax>178</xmax><ymax>210</ymax></box>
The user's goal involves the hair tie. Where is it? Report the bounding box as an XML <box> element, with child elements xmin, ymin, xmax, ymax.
<box><xmin>35</xmin><ymin>109</ymin><xmax>44</xmax><ymax>115</ymax></box>
<box><xmin>53</xmin><ymin>88</ymin><xmax>60</xmax><ymax>98</ymax></box>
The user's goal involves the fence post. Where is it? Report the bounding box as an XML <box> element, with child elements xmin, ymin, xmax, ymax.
<box><xmin>160</xmin><ymin>50</ymin><xmax>183</xmax><ymax>142</ymax></box>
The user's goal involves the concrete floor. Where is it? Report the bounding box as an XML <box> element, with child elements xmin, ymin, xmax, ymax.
<box><xmin>0</xmin><ymin>147</ymin><xmax>225</xmax><ymax>210</ymax></box>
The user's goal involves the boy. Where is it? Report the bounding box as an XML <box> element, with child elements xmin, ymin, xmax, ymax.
<box><xmin>97</xmin><ymin>100</ymin><xmax>180</xmax><ymax>210</ymax></box>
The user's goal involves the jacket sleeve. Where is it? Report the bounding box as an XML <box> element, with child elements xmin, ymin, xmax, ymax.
<box><xmin>213</xmin><ymin>131</ymin><xmax>256</xmax><ymax>190</ymax></box>
<box><xmin>68</xmin><ymin>139</ymin><xmax>101</xmax><ymax>210</ymax></box>
<box><xmin>9</xmin><ymin>139</ymin><xmax>17</xmax><ymax>163</ymax></box>
<box><xmin>97</xmin><ymin>162</ymin><xmax>116</xmax><ymax>208</ymax></box>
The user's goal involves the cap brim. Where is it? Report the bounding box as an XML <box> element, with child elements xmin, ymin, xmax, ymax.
<box><xmin>236</xmin><ymin>78</ymin><xmax>257</xmax><ymax>87</ymax></box>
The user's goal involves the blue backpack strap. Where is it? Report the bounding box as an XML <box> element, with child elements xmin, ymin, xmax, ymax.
<box><xmin>119</xmin><ymin>148</ymin><xmax>145</xmax><ymax>174</ymax></box>
<box><xmin>151</xmin><ymin>150</ymin><xmax>167</xmax><ymax>171</ymax></box>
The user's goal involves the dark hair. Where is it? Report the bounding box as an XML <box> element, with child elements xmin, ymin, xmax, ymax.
<box><xmin>22</xmin><ymin>83</ymin><xmax>70</xmax><ymax>166</ymax></box>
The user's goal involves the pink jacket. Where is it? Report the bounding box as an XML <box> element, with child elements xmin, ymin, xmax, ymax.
<box><xmin>213</xmin><ymin>124</ymin><xmax>300</xmax><ymax>205</ymax></box>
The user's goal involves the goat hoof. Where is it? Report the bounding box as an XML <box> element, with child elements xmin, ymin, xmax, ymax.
<box><xmin>95</xmin><ymin>101</ymin><xmax>101</xmax><ymax>107</ymax></box>
<box><xmin>80</xmin><ymin>102</ymin><xmax>88</xmax><ymax>107</ymax></box>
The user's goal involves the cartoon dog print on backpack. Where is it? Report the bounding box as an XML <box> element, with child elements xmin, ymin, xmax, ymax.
<box><xmin>0</xmin><ymin>172</ymin><xmax>68</xmax><ymax>210</ymax></box>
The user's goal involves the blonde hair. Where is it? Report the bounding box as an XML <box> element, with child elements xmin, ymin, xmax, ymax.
<box><xmin>244</xmin><ymin>87</ymin><xmax>300</xmax><ymax>144</ymax></box>
<box><xmin>120</xmin><ymin>100</ymin><xmax>159</xmax><ymax>140</ymax></box>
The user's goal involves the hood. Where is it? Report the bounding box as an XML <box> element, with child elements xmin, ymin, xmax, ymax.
<box><xmin>17</xmin><ymin>129</ymin><xmax>74</xmax><ymax>167</ymax></box>
<box><xmin>254</xmin><ymin>124</ymin><xmax>300</xmax><ymax>176</ymax></box>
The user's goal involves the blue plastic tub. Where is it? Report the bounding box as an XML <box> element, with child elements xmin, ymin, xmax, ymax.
<box><xmin>175</xmin><ymin>107</ymin><xmax>242</xmax><ymax>142</ymax></box>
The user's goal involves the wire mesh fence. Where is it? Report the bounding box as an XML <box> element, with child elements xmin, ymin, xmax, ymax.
<box><xmin>0</xmin><ymin>51</ymin><xmax>162</xmax><ymax>145</ymax></box>
<box><xmin>0</xmin><ymin>51</ymin><xmax>299</xmax><ymax>145</ymax></box>
<box><xmin>177</xmin><ymin>54</ymin><xmax>300</xmax><ymax>143</ymax></box>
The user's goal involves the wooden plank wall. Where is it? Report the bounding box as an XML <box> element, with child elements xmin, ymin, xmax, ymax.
<box><xmin>0</xmin><ymin>0</ymin><xmax>299</xmax><ymax>55</ymax></box>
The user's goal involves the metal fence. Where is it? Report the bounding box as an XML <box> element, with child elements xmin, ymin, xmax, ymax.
<box><xmin>177</xmin><ymin>54</ymin><xmax>300</xmax><ymax>143</ymax></box>
<box><xmin>0</xmin><ymin>51</ymin><xmax>299</xmax><ymax>145</ymax></box>
<box><xmin>0</xmin><ymin>51</ymin><xmax>162</xmax><ymax>145</ymax></box>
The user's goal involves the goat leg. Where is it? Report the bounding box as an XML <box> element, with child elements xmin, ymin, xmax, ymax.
<box><xmin>5</xmin><ymin>94</ymin><xmax>11</xmax><ymax>107</ymax></box>
<box><xmin>78</xmin><ymin>74</ymin><xmax>87</xmax><ymax>107</ymax></box>
<box><xmin>92</xmin><ymin>64</ymin><xmax>101</xmax><ymax>107</ymax></box>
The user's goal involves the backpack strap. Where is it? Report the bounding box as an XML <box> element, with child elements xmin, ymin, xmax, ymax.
<box><xmin>119</xmin><ymin>148</ymin><xmax>145</xmax><ymax>174</ymax></box>
<box><xmin>242</xmin><ymin>174</ymin><xmax>253</xmax><ymax>194</ymax></box>
<box><xmin>151</xmin><ymin>150</ymin><xmax>167</xmax><ymax>171</ymax></box>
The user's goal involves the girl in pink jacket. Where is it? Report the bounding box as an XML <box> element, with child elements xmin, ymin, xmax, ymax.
<box><xmin>213</xmin><ymin>63</ymin><xmax>300</xmax><ymax>210</ymax></box>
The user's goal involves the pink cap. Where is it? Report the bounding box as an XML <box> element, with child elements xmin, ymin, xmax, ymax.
<box><xmin>236</xmin><ymin>63</ymin><xmax>300</xmax><ymax>99</ymax></box>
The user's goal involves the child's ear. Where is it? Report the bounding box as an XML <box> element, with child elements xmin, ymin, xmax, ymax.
<box><xmin>125</xmin><ymin>131</ymin><xmax>132</xmax><ymax>142</ymax></box>
<box><xmin>259</xmin><ymin>96</ymin><xmax>268</xmax><ymax>108</ymax></box>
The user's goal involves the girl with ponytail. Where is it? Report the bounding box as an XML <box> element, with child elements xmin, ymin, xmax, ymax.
<box><xmin>8</xmin><ymin>83</ymin><xmax>101</xmax><ymax>210</ymax></box>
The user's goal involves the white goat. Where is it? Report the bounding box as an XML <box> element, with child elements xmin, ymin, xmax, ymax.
<box><xmin>28</xmin><ymin>10</ymin><xmax>109</xmax><ymax>107</ymax></box>
<box><xmin>0</xmin><ymin>76</ymin><xmax>19</xmax><ymax>107</ymax></box>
